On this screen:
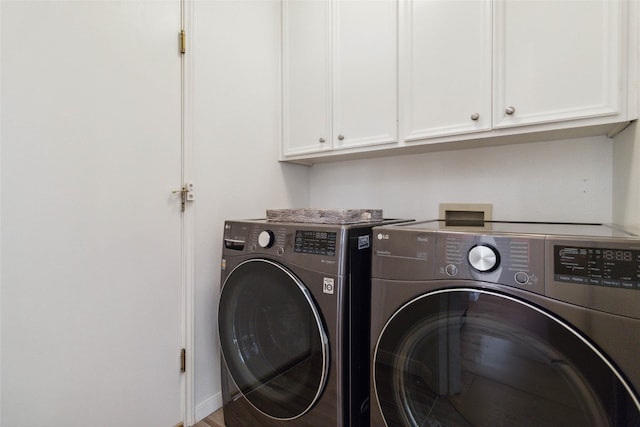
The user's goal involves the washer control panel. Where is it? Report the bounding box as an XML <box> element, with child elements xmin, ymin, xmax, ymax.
<box><xmin>222</xmin><ymin>221</ymin><xmax>347</xmax><ymax>275</ymax></box>
<box><xmin>435</xmin><ymin>232</ymin><xmax>545</xmax><ymax>295</ymax></box>
<box><xmin>294</xmin><ymin>230</ymin><xmax>337</xmax><ymax>256</ymax></box>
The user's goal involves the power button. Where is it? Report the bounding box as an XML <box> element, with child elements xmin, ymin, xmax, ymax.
<box><xmin>445</xmin><ymin>264</ymin><xmax>458</xmax><ymax>277</ymax></box>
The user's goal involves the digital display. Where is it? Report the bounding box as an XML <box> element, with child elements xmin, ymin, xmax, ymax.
<box><xmin>554</xmin><ymin>246</ymin><xmax>640</xmax><ymax>290</ymax></box>
<box><xmin>294</xmin><ymin>230</ymin><xmax>337</xmax><ymax>256</ymax></box>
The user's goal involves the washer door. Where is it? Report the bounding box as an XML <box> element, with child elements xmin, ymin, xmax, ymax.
<box><xmin>218</xmin><ymin>259</ymin><xmax>329</xmax><ymax>420</ymax></box>
<box><xmin>374</xmin><ymin>288</ymin><xmax>640</xmax><ymax>427</ymax></box>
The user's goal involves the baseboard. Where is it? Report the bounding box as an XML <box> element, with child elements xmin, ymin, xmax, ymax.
<box><xmin>195</xmin><ymin>392</ymin><xmax>223</xmax><ymax>422</ymax></box>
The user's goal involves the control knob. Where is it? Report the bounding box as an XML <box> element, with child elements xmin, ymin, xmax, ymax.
<box><xmin>468</xmin><ymin>244</ymin><xmax>499</xmax><ymax>272</ymax></box>
<box><xmin>258</xmin><ymin>230</ymin><xmax>275</xmax><ymax>248</ymax></box>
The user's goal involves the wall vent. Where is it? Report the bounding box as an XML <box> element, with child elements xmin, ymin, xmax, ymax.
<box><xmin>439</xmin><ymin>203</ymin><xmax>493</xmax><ymax>227</ymax></box>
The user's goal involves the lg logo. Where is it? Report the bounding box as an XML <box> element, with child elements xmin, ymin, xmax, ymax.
<box><xmin>377</xmin><ymin>233</ymin><xmax>390</xmax><ymax>240</ymax></box>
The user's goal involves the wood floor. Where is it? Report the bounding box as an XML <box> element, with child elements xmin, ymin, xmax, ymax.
<box><xmin>193</xmin><ymin>407</ymin><xmax>225</xmax><ymax>427</ymax></box>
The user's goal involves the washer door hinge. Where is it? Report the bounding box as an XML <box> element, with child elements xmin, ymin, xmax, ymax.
<box><xmin>180</xmin><ymin>348</ymin><xmax>186</xmax><ymax>373</ymax></box>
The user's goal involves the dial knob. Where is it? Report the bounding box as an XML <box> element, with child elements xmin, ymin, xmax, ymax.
<box><xmin>468</xmin><ymin>245</ymin><xmax>499</xmax><ymax>272</ymax></box>
<box><xmin>258</xmin><ymin>230</ymin><xmax>275</xmax><ymax>248</ymax></box>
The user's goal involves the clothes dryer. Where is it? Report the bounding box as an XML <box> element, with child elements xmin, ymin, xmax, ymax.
<box><xmin>370</xmin><ymin>220</ymin><xmax>640</xmax><ymax>427</ymax></box>
<box><xmin>219</xmin><ymin>219</ymin><xmax>409</xmax><ymax>427</ymax></box>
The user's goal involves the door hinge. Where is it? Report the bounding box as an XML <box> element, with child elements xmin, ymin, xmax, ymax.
<box><xmin>180</xmin><ymin>29</ymin><xmax>186</xmax><ymax>54</ymax></box>
<box><xmin>180</xmin><ymin>348</ymin><xmax>186</xmax><ymax>373</ymax></box>
<box><xmin>172</xmin><ymin>182</ymin><xmax>195</xmax><ymax>212</ymax></box>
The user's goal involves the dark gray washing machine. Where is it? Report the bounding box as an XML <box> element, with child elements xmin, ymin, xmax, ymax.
<box><xmin>370</xmin><ymin>220</ymin><xmax>640</xmax><ymax>427</ymax></box>
<box><xmin>218</xmin><ymin>218</ymin><xmax>410</xmax><ymax>427</ymax></box>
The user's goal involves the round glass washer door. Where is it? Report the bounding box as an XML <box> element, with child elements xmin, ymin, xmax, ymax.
<box><xmin>374</xmin><ymin>288</ymin><xmax>640</xmax><ymax>427</ymax></box>
<box><xmin>218</xmin><ymin>259</ymin><xmax>329</xmax><ymax>420</ymax></box>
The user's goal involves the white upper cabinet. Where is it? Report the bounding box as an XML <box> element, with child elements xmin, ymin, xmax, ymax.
<box><xmin>282</xmin><ymin>0</ymin><xmax>331</xmax><ymax>155</ymax></box>
<box><xmin>333</xmin><ymin>0</ymin><xmax>398</xmax><ymax>150</ymax></box>
<box><xmin>281</xmin><ymin>0</ymin><xmax>636</xmax><ymax>164</ymax></box>
<box><xmin>400</xmin><ymin>0</ymin><xmax>492</xmax><ymax>141</ymax></box>
<box><xmin>282</xmin><ymin>0</ymin><xmax>398</xmax><ymax>157</ymax></box>
<box><xmin>493</xmin><ymin>0</ymin><xmax>625</xmax><ymax>128</ymax></box>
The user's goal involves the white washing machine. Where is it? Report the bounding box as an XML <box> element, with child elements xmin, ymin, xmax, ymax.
<box><xmin>370</xmin><ymin>220</ymin><xmax>640</xmax><ymax>426</ymax></box>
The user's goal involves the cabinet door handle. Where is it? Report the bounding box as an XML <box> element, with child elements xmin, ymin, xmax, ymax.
<box><xmin>505</xmin><ymin>106</ymin><xmax>516</xmax><ymax>115</ymax></box>
<box><xmin>470</xmin><ymin>112</ymin><xmax>480</xmax><ymax>121</ymax></box>
<box><xmin>319</xmin><ymin>138</ymin><xmax>326</xmax><ymax>143</ymax></box>
<box><xmin>337</xmin><ymin>134</ymin><xmax>345</xmax><ymax>141</ymax></box>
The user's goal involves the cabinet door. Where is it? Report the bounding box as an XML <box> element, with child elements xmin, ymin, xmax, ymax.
<box><xmin>494</xmin><ymin>0</ymin><xmax>623</xmax><ymax>128</ymax></box>
<box><xmin>283</xmin><ymin>0</ymin><xmax>331</xmax><ymax>155</ymax></box>
<box><xmin>400</xmin><ymin>0</ymin><xmax>492</xmax><ymax>141</ymax></box>
<box><xmin>333</xmin><ymin>0</ymin><xmax>398</xmax><ymax>150</ymax></box>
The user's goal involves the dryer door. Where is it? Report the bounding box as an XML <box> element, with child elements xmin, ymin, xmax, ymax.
<box><xmin>373</xmin><ymin>288</ymin><xmax>640</xmax><ymax>427</ymax></box>
<box><xmin>218</xmin><ymin>259</ymin><xmax>329</xmax><ymax>420</ymax></box>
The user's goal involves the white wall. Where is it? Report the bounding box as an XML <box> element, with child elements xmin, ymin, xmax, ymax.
<box><xmin>613</xmin><ymin>122</ymin><xmax>640</xmax><ymax>231</ymax></box>
<box><xmin>190</xmin><ymin>0</ymin><xmax>309</xmax><ymax>419</ymax></box>
<box><xmin>310</xmin><ymin>136</ymin><xmax>613</xmax><ymax>223</ymax></box>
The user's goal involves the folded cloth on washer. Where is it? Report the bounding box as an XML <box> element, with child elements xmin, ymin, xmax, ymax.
<box><xmin>266</xmin><ymin>208</ymin><xmax>383</xmax><ymax>224</ymax></box>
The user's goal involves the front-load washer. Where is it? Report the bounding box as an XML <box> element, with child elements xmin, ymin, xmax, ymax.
<box><xmin>370</xmin><ymin>220</ymin><xmax>640</xmax><ymax>427</ymax></box>
<box><xmin>219</xmin><ymin>218</ymin><xmax>410</xmax><ymax>427</ymax></box>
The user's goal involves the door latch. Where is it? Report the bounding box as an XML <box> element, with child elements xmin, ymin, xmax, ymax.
<box><xmin>172</xmin><ymin>182</ymin><xmax>195</xmax><ymax>212</ymax></box>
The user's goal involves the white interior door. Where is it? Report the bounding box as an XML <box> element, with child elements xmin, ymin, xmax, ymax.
<box><xmin>1</xmin><ymin>1</ymin><xmax>184</xmax><ymax>425</ymax></box>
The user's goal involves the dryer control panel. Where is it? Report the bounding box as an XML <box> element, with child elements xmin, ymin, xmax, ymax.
<box><xmin>553</xmin><ymin>244</ymin><xmax>640</xmax><ymax>290</ymax></box>
<box><xmin>433</xmin><ymin>232</ymin><xmax>546</xmax><ymax>295</ymax></box>
<box><xmin>371</xmin><ymin>228</ymin><xmax>546</xmax><ymax>294</ymax></box>
<box><xmin>371</xmin><ymin>220</ymin><xmax>640</xmax><ymax>319</ymax></box>
<box><xmin>546</xmin><ymin>237</ymin><xmax>640</xmax><ymax>319</ymax></box>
